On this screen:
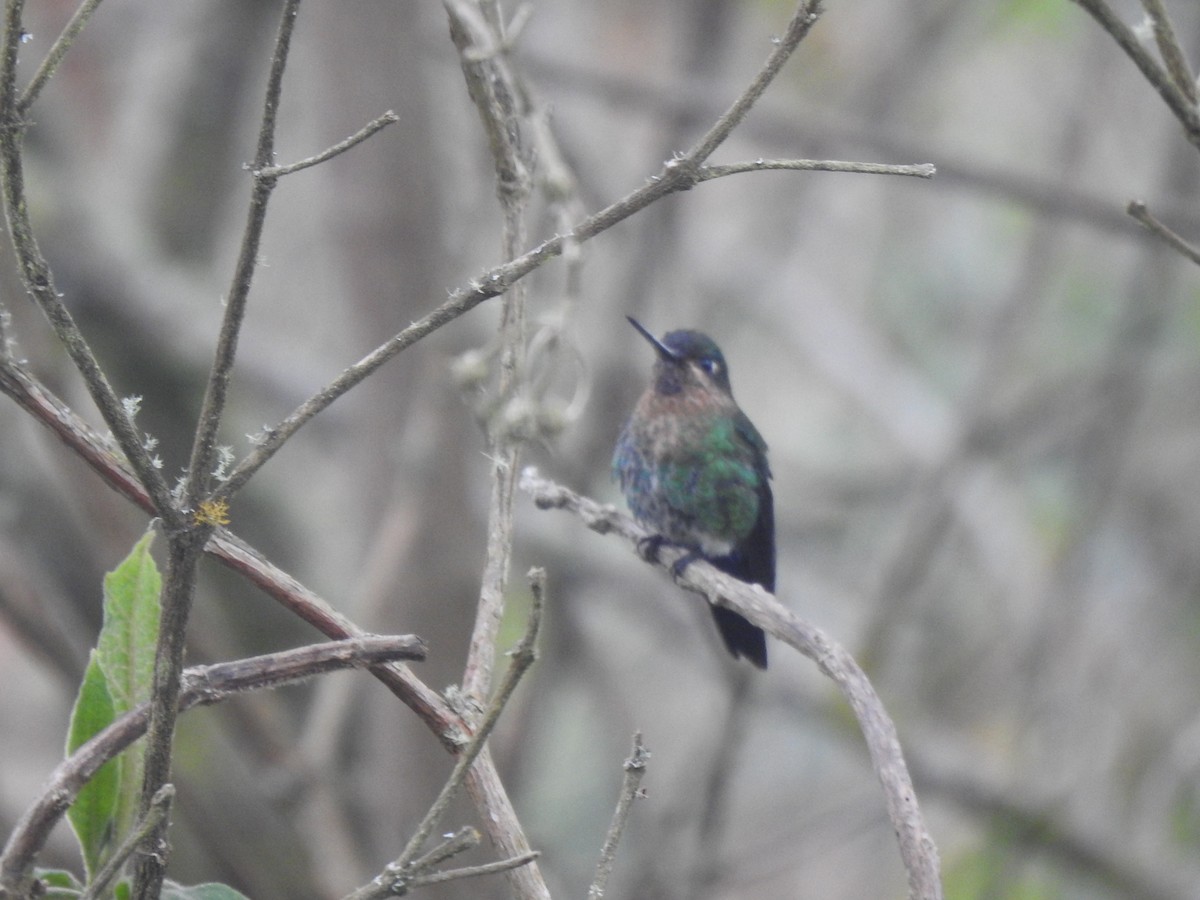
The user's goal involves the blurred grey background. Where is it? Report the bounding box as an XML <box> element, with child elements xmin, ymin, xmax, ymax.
<box><xmin>2</xmin><ymin>0</ymin><xmax>1200</xmax><ymax>898</ymax></box>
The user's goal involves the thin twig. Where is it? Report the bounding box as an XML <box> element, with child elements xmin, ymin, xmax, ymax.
<box><xmin>1139</xmin><ymin>0</ymin><xmax>1197</xmax><ymax>104</ymax></box>
<box><xmin>681</xmin><ymin>1</ymin><xmax>823</xmax><ymax>166</ymax></box>
<box><xmin>257</xmin><ymin>111</ymin><xmax>400</xmax><ymax>178</ymax></box>
<box><xmin>0</xmin><ymin>636</ymin><xmax>426</xmax><ymax>897</ymax></box>
<box><xmin>700</xmin><ymin>159</ymin><xmax>935</xmax><ymax>180</ymax></box>
<box><xmin>1070</xmin><ymin>0</ymin><xmax>1200</xmax><ymax>151</ymax></box>
<box><xmin>0</xmin><ymin>0</ymin><xmax>179</xmax><ymax>522</ymax></box>
<box><xmin>79</xmin><ymin>785</ymin><xmax>174</xmax><ymax>900</ymax></box>
<box><xmin>405</xmin><ymin>852</ymin><xmax>541</xmax><ymax>890</ymax></box>
<box><xmin>354</xmin><ymin>828</ymin><xmax>540</xmax><ymax>896</ymax></box>
<box><xmin>18</xmin><ymin>0</ymin><xmax>106</xmax><ymax>112</ymax></box>
<box><xmin>184</xmin><ymin>0</ymin><xmax>301</xmax><ymax>507</ymax></box>
<box><xmin>587</xmin><ymin>732</ymin><xmax>650</xmax><ymax>900</ymax></box>
<box><xmin>405</xmin><ymin>827</ymin><xmax>480</xmax><ymax>873</ymax></box>
<box><xmin>517</xmin><ymin>469</ymin><xmax>944</xmax><ymax>900</ymax></box>
<box><xmin>1128</xmin><ymin>199</ymin><xmax>1200</xmax><ymax>266</ymax></box>
<box><xmin>345</xmin><ymin>569</ymin><xmax>543</xmax><ymax>900</ymax></box>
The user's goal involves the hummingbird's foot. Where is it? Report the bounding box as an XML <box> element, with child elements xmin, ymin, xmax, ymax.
<box><xmin>635</xmin><ymin>534</ymin><xmax>669</xmax><ymax>563</ymax></box>
<box><xmin>635</xmin><ymin>535</ymin><xmax>700</xmax><ymax>581</ymax></box>
<box><xmin>669</xmin><ymin>550</ymin><xmax>700</xmax><ymax>581</ymax></box>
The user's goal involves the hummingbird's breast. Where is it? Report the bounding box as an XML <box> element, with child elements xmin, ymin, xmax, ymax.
<box><xmin>613</xmin><ymin>388</ymin><xmax>762</xmax><ymax>553</ymax></box>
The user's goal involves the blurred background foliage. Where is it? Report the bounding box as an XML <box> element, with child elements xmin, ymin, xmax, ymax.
<box><xmin>2</xmin><ymin>0</ymin><xmax>1200</xmax><ymax>898</ymax></box>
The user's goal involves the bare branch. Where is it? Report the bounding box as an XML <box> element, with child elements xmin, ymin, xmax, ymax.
<box><xmin>518</xmin><ymin>469</ymin><xmax>944</xmax><ymax>900</ymax></box>
<box><xmin>587</xmin><ymin>732</ymin><xmax>650</xmax><ymax>900</ymax></box>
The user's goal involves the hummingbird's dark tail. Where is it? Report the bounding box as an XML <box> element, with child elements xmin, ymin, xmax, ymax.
<box><xmin>710</xmin><ymin>605</ymin><xmax>767</xmax><ymax>669</ymax></box>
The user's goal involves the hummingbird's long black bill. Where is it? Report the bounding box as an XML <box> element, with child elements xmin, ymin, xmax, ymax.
<box><xmin>626</xmin><ymin>316</ymin><xmax>680</xmax><ymax>361</ymax></box>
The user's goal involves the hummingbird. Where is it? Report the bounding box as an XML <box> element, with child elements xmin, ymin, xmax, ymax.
<box><xmin>613</xmin><ymin>316</ymin><xmax>774</xmax><ymax>669</ymax></box>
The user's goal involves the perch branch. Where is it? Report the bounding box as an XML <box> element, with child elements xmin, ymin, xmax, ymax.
<box><xmin>518</xmin><ymin>468</ymin><xmax>943</xmax><ymax>900</ymax></box>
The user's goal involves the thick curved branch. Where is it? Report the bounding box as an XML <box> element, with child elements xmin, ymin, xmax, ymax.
<box><xmin>518</xmin><ymin>468</ymin><xmax>943</xmax><ymax>900</ymax></box>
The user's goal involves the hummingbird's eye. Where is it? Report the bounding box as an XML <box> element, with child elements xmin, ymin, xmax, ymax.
<box><xmin>699</xmin><ymin>358</ymin><xmax>722</xmax><ymax>378</ymax></box>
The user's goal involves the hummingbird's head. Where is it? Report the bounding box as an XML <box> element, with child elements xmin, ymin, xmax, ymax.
<box><xmin>627</xmin><ymin>316</ymin><xmax>733</xmax><ymax>397</ymax></box>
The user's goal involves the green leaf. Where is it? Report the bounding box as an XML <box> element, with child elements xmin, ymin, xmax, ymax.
<box><xmin>160</xmin><ymin>882</ymin><xmax>253</xmax><ymax>900</ymax></box>
<box><xmin>98</xmin><ymin>530</ymin><xmax>162</xmax><ymax>712</ymax></box>
<box><xmin>97</xmin><ymin>530</ymin><xmax>162</xmax><ymax>838</ymax></box>
<box><xmin>65</xmin><ymin>652</ymin><xmax>120</xmax><ymax>882</ymax></box>
<box><xmin>63</xmin><ymin>530</ymin><xmax>164</xmax><ymax>885</ymax></box>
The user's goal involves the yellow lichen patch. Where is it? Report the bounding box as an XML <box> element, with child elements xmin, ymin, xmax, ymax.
<box><xmin>193</xmin><ymin>498</ymin><xmax>231</xmax><ymax>527</ymax></box>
